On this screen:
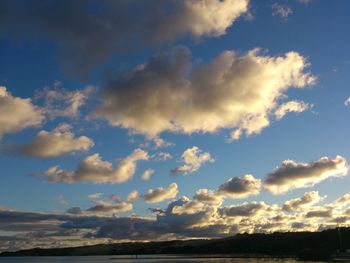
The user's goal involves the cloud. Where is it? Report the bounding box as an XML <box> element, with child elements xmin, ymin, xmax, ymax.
<box><xmin>274</xmin><ymin>100</ymin><xmax>310</xmax><ymax>120</ymax></box>
<box><xmin>171</xmin><ymin>189</ymin><xmax>224</xmax><ymax>216</ymax></box>
<box><xmin>127</xmin><ymin>191</ymin><xmax>140</xmax><ymax>202</ymax></box>
<box><xmin>19</xmin><ymin>124</ymin><xmax>94</xmax><ymax>158</ymax></box>
<box><xmin>171</xmin><ymin>146</ymin><xmax>214</xmax><ymax>175</ymax></box>
<box><xmin>345</xmin><ymin>97</ymin><xmax>350</xmax><ymax>106</ymax></box>
<box><xmin>3</xmin><ymin>188</ymin><xmax>350</xmax><ymax>251</ymax></box>
<box><xmin>264</xmin><ymin>156</ymin><xmax>349</xmax><ymax>194</ymax></box>
<box><xmin>332</xmin><ymin>193</ymin><xmax>350</xmax><ymax>207</ymax></box>
<box><xmin>218</xmin><ymin>174</ymin><xmax>261</xmax><ymax>198</ymax></box>
<box><xmin>142</xmin><ymin>169</ymin><xmax>154</xmax><ymax>181</ymax></box>
<box><xmin>43</xmin><ymin>149</ymin><xmax>149</xmax><ymax>184</ymax></box>
<box><xmin>86</xmin><ymin>201</ymin><xmax>133</xmax><ymax>215</ymax></box>
<box><xmin>305</xmin><ymin>209</ymin><xmax>332</xmax><ymax>218</ymax></box>
<box><xmin>220</xmin><ymin>201</ymin><xmax>272</xmax><ymax>217</ymax></box>
<box><xmin>0</xmin><ymin>86</ymin><xmax>44</xmax><ymax>139</ymax></box>
<box><xmin>193</xmin><ymin>189</ymin><xmax>223</xmax><ymax>206</ymax></box>
<box><xmin>272</xmin><ymin>3</ymin><xmax>293</xmax><ymax>18</ymax></box>
<box><xmin>93</xmin><ymin>46</ymin><xmax>315</xmax><ymax>139</ymax></box>
<box><xmin>35</xmin><ymin>83</ymin><xmax>93</xmax><ymax>119</ymax></box>
<box><xmin>0</xmin><ymin>0</ymin><xmax>249</xmax><ymax>75</ymax></box>
<box><xmin>283</xmin><ymin>191</ymin><xmax>325</xmax><ymax>212</ymax></box>
<box><xmin>153</xmin><ymin>152</ymin><xmax>173</xmax><ymax>162</ymax></box>
<box><xmin>88</xmin><ymin>193</ymin><xmax>103</xmax><ymax>200</ymax></box>
<box><xmin>144</xmin><ymin>183</ymin><xmax>178</xmax><ymax>203</ymax></box>
<box><xmin>297</xmin><ymin>0</ymin><xmax>313</xmax><ymax>4</ymax></box>
<box><xmin>55</xmin><ymin>195</ymin><xmax>69</xmax><ymax>206</ymax></box>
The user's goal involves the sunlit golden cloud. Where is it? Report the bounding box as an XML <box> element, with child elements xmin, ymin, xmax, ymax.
<box><xmin>0</xmin><ymin>86</ymin><xmax>44</xmax><ymax>139</ymax></box>
<box><xmin>94</xmin><ymin>47</ymin><xmax>315</xmax><ymax>139</ymax></box>
<box><xmin>43</xmin><ymin>149</ymin><xmax>149</xmax><ymax>184</ymax></box>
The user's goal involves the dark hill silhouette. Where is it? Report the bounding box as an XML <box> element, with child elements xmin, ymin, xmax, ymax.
<box><xmin>2</xmin><ymin>227</ymin><xmax>350</xmax><ymax>260</ymax></box>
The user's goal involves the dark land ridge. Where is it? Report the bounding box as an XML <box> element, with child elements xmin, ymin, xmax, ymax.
<box><xmin>2</xmin><ymin>227</ymin><xmax>350</xmax><ymax>261</ymax></box>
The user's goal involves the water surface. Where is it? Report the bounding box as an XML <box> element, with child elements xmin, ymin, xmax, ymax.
<box><xmin>0</xmin><ymin>255</ymin><xmax>319</xmax><ymax>262</ymax></box>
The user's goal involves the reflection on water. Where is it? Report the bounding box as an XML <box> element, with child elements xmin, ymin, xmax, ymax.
<box><xmin>0</xmin><ymin>255</ymin><xmax>322</xmax><ymax>263</ymax></box>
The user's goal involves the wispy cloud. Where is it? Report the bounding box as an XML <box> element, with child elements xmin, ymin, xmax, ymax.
<box><xmin>35</xmin><ymin>83</ymin><xmax>94</xmax><ymax>119</ymax></box>
<box><xmin>274</xmin><ymin>100</ymin><xmax>310</xmax><ymax>120</ymax></box>
<box><xmin>272</xmin><ymin>3</ymin><xmax>293</xmax><ymax>19</ymax></box>
<box><xmin>171</xmin><ymin>146</ymin><xmax>214</xmax><ymax>175</ymax></box>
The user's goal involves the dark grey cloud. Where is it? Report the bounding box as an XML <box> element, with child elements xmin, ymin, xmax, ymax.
<box><xmin>86</xmin><ymin>201</ymin><xmax>133</xmax><ymax>215</ymax></box>
<box><xmin>305</xmin><ymin>210</ymin><xmax>332</xmax><ymax>218</ymax></box>
<box><xmin>218</xmin><ymin>174</ymin><xmax>261</xmax><ymax>198</ymax></box>
<box><xmin>220</xmin><ymin>202</ymin><xmax>269</xmax><ymax>217</ymax></box>
<box><xmin>264</xmin><ymin>156</ymin><xmax>348</xmax><ymax>194</ymax></box>
<box><xmin>282</xmin><ymin>191</ymin><xmax>325</xmax><ymax>212</ymax></box>
<box><xmin>0</xmin><ymin>0</ymin><xmax>249</xmax><ymax>76</ymax></box>
<box><xmin>1</xmin><ymin>188</ymin><xmax>350</xmax><ymax>252</ymax></box>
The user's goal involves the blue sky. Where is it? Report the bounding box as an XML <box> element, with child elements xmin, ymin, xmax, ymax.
<box><xmin>0</xmin><ymin>0</ymin><xmax>350</xmax><ymax>251</ymax></box>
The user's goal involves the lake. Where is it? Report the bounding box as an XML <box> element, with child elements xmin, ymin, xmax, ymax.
<box><xmin>0</xmin><ymin>255</ymin><xmax>319</xmax><ymax>262</ymax></box>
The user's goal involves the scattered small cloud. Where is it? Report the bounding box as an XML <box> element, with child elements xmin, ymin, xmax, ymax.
<box><xmin>297</xmin><ymin>0</ymin><xmax>313</xmax><ymax>5</ymax></box>
<box><xmin>171</xmin><ymin>146</ymin><xmax>214</xmax><ymax>175</ymax></box>
<box><xmin>272</xmin><ymin>3</ymin><xmax>293</xmax><ymax>19</ymax></box>
<box><xmin>344</xmin><ymin>97</ymin><xmax>350</xmax><ymax>106</ymax></box>
<box><xmin>55</xmin><ymin>195</ymin><xmax>69</xmax><ymax>206</ymax></box>
<box><xmin>127</xmin><ymin>191</ymin><xmax>140</xmax><ymax>202</ymax></box>
<box><xmin>88</xmin><ymin>193</ymin><xmax>103</xmax><ymax>200</ymax></box>
<box><xmin>274</xmin><ymin>100</ymin><xmax>310</xmax><ymax>120</ymax></box>
<box><xmin>153</xmin><ymin>152</ymin><xmax>173</xmax><ymax>162</ymax></box>
<box><xmin>142</xmin><ymin>169</ymin><xmax>154</xmax><ymax>181</ymax></box>
<box><xmin>35</xmin><ymin>83</ymin><xmax>94</xmax><ymax>119</ymax></box>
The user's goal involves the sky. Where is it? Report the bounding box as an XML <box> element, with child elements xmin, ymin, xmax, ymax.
<box><xmin>0</xmin><ymin>0</ymin><xmax>350</xmax><ymax>251</ymax></box>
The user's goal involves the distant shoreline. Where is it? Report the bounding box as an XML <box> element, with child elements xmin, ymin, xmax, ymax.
<box><xmin>1</xmin><ymin>227</ymin><xmax>349</xmax><ymax>261</ymax></box>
